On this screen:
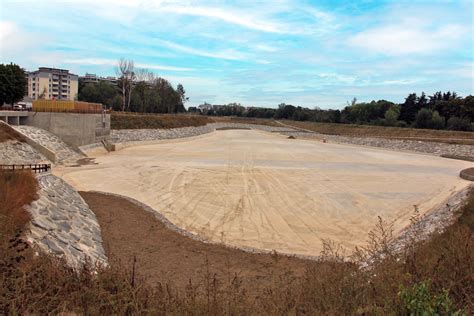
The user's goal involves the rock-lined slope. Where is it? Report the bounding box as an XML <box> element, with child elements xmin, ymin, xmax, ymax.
<box><xmin>279</xmin><ymin>131</ymin><xmax>474</xmax><ymax>158</ymax></box>
<box><xmin>14</xmin><ymin>125</ymin><xmax>84</xmax><ymax>164</ymax></box>
<box><xmin>110</xmin><ymin>123</ymin><xmax>295</xmax><ymax>143</ymax></box>
<box><xmin>0</xmin><ymin>140</ymin><xmax>47</xmax><ymax>164</ymax></box>
<box><xmin>27</xmin><ymin>174</ymin><xmax>107</xmax><ymax>266</ymax></box>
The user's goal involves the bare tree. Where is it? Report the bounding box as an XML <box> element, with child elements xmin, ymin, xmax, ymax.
<box><xmin>116</xmin><ymin>58</ymin><xmax>135</xmax><ymax>112</ymax></box>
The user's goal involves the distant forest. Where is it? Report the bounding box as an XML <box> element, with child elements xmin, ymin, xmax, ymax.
<box><xmin>189</xmin><ymin>92</ymin><xmax>474</xmax><ymax>131</ymax></box>
<box><xmin>77</xmin><ymin>70</ymin><xmax>473</xmax><ymax>131</ymax></box>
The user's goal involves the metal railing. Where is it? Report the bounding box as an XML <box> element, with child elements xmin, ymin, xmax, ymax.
<box><xmin>0</xmin><ymin>164</ymin><xmax>51</xmax><ymax>174</ymax></box>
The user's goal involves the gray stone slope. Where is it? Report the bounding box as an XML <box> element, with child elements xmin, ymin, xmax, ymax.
<box><xmin>14</xmin><ymin>125</ymin><xmax>84</xmax><ymax>164</ymax></box>
<box><xmin>110</xmin><ymin>123</ymin><xmax>294</xmax><ymax>143</ymax></box>
<box><xmin>281</xmin><ymin>131</ymin><xmax>474</xmax><ymax>158</ymax></box>
<box><xmin>26</xmin><ymin>174</ymin><xmax>108</xmax><ymax>267</ymax></box>
<box><xmin>0</xmin><ymin>140</ymin><xmax>47</xmax><ymax>164</ymax></box>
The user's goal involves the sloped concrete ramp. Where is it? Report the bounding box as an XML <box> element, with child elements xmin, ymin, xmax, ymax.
<box><xmin>55</xmin><ymin>130</ymin><xmax>473</xmax><ymax>256</ymax></box>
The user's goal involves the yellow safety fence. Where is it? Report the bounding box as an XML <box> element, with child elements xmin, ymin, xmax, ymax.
<box><xmin>33</xmin><ymin>100</ymin><xmax>104</xmax><ymax>113</ymax></box>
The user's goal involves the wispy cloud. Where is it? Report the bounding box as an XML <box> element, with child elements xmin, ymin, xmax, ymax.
<box><xmin>155</xmin><ymin>39</ymin><xmax>248</xmax><ymax>61</ymax></box>
<box><xmin>64</xmin><ymin>58</ymin><xmax>194</xmax><ymax>71</ymax></box>
<box><xmin>348</xmin><ymin>23</ymin><xmax>467</xmax><ymax>56</ymax></box>
<box><xmin>157</xmin><ymin>4</ymin><xmax>294</xmax><ymax>34</ymax></box>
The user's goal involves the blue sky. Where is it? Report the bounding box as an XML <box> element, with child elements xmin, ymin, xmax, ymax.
<box><xmin>0</xmin><ymin>0</ymin><xmax>473</xmax><ymax>108</ymax></box>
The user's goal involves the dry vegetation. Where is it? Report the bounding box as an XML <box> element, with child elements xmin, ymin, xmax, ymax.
<box><xmin>281</xmin><ymin>120</ymin><xmax>474</xmax><ymax>145</ymax></box>
<box><xmin>210</xmin><ymin>116</ymin><xmax>279</xmax><ymax>127</ymax></box>
<box><xmin>0</xmin><ymin>123</ymin><xmax>24</xmax><ymax>143</ymax></box>
<box><xmin>0</xmin><ymin>170</ymin><xmax>472</xmax><ymax>314</ymax></box>
<box><xmin>111</xmin><ymin>112</ymin><xmax>210</xmax><ymax>129</ymax></box>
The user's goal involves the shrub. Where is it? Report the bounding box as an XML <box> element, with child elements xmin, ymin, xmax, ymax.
<box><xmin>415</xmin><ymin>108</ymin><xmax>433</xmax><ymax>129</ymax></box>
<box><xmin>399</xmin><ymin>280</ymin><xmax>463</xmax><ymax>315</ymax></box>
<box><xmin>447</xmin><ymin>116</ymin><xmax>472</xmax><ymax>131</ymax></box>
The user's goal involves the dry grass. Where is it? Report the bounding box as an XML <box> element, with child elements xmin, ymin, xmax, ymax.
<box><xmin>282</xmin><ymin>120</ymin><xmax>474</xmax><ymax>145</ymax></box>
<box><xmin>0</xmin><ymin>169</ymin><xmax>472</xmax><ymax>314</ymax></box>
<box><xmin>0</xmin><ymin>123</ymin><xmax>25</xmax><ymax>143</ymax></box>
<box><xmin>210</xmin><ymin>116</ymin><xmax>279</xmax><ymax>126</ymax></box>
<box><xmin>111</xmin><ymin>112</ymin><xmax>210</xmax><ymax>129</ymax></box>
<box><xmin>0</xmin><ymin>170</ymin><xmax>37</xmax><ymax>244</ymax></box>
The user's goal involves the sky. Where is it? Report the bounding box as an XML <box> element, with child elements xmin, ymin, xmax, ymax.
<box><xmin>0</xmin><ymin>0</ymin><xmax>473</xmax><ymax>108</ymax></box>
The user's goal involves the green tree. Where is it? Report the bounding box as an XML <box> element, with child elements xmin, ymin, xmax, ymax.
<box><xmin>0</xmin><ymin>63</ymin><xmax>27</xmax><ymax>106</ymax></box>
<box><xmin>447</xmin><ymin>116</ymin><xmax>472</xmax><ymax>131</ymax></box>
<box><xmin>430</xmin><ymin>111</ymin><xmax>445</xmax><ymax>129</ymax></box>
<box><xmin>384</xmin><ymin>106</ymin><xmax>400</xmax><ymax>126</ymax></box>
<box><xmin>415</xmin><ymin>108</ymin><xmax>433</xmax><ymax>129</ymax></box>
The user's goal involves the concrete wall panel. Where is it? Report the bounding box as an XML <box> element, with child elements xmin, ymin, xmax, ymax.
<box><xmin>26</xmin><ymin>112</ymin><xmax>110</xmax><ymax>148</ymax></box>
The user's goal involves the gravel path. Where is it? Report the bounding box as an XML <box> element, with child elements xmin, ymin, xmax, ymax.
<box><xmin>26</xmin><ymin>173</ymin><xmax>108</xmax><ymax>267</ymax></box>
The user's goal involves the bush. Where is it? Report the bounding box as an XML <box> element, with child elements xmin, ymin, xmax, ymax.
<box><xmin>431</xmin><ymin>111</ymin><xmax>445</xmax><ymax>129</ymax></box>
<box><xmin>399</xmin><ymin>280</ymin><xmax>463</xmax><ymax>315</ymax></box>
<box><xmin>415</xmin><ymin>108</ymin><xmax>433</xmax><ymax>129</ymax></box>
<box><xmin>447</xmin><ymin>116</ymin><xmax>472</xmax><ymax>131</ymax></box>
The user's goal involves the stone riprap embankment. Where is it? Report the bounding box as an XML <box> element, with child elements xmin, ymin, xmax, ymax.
<box><xmin>392</xmin><ymin>184</ymin><xmax>473</xmax><ymax>253</ymax></box>
<box><xmin>0</xmin><ymin>140</ymin><xmax>47</xmax><ymax>164</ymax></box>
<box><xmin>27</xmin><ymin>174</ymin><xmax>107</xmax><ymax>267</ymax></box>
<box><xmin>110</xmin><ymin>123</ymin><xmax>295</xmax><ymax>143</ymax></box>
<box><xmin>281</xmin><ymin>131</ymin><xmax>474</xmax><ymax>158</ymax></box>
<box><xmin>14</xmin><ymin>125</ymin><xmax>84</xmax><ymax>164</ymax></box>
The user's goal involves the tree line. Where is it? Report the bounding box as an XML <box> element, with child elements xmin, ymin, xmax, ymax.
<box><xmin>78</xmin><ymin>59</ymin><xmax>188</xmax><ymax>113</ymax></box>
<box><xmin>190</xmin><ymin>92</ymin><xmax>474</xmax><ymax>131</ymax></box>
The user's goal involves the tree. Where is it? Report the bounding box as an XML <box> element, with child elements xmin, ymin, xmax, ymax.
<box><xmin>0</xmin><ymin>63</ymin><xmax>27</xmax><ymax>106</ymax></box>
<box><xmin>384</xmin><ymin>106</ymin><xmax>400</xmax><ymax>126</ymax></box>
<box><xmin>116</xmin><ymin>58</ymin><xmax>135</xmax><ymax>112</ymax></box>
<box><xmin>176</xmin><ymin>84</ymin><xmax>188</xmax><ymax>108</ymax></box>
<box><xmin>399</xmin><ymin>93</ymin><xmax>419</xmax><ymax>123</ymax></box>
<box><xmin>430</xmin><ymin>111</ymin><xmax>445</xmax><ymax>129</ymax></box>
<box><xmin>415</xmin><ymin>108</ymin><xmax>433</xmax><ymax>129</ymax></box>
<box><xmin>447</xmin><ymin>117</ymin><xmax>472</xmax><ymax>131</ymax></box>
<box><xmin>38</xmin><ymin>87</ymin><xmax>47</xmax><ymax>100</ymax></box>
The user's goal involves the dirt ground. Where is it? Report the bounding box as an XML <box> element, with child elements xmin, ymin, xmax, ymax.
<box><xmin>57</xmin><ymin>130</ymin><xmax>472</xmax><ymax>256</ymax></box>
<box><xmin>80</xmin><ymin>191</ymin><xmax>309</xmax><ymax>293</ymax></box>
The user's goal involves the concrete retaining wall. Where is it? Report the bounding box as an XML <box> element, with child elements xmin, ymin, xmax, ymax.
<box><xmin>26</xmin><ymin>112</ymin><xmax>110</xmax><ymax>148</ymax></box>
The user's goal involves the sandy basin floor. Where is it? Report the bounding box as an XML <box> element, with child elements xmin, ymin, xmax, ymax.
<box><xmin>55</xmin><ymin>130</ymin><xmax>473</xmax><ymax>256</ymax></box>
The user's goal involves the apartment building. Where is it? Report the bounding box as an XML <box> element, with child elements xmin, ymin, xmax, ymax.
<box><xmin>27</xmin><ymin>67</ymin><xmax>78</xmax><ymax>100</ymax></box>
<box><xmin>79</xmin><ymin>73</ymin><xmax>118</xmax><ymax>86</ymax></box>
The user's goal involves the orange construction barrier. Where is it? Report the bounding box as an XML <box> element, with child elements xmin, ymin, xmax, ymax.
<box><xmin>32</xmin><ymin>100</ymin><xmax>103</xmax><ymax>113</ymax></box>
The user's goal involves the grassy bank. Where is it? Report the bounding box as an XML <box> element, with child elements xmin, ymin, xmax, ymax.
<box><xmin>1</xmin><ymin>169</ymin><xmax>472</xmax><ymax>314</ymax></box>
<box><xmin>111</xmin><ymin>112</ymin><xmax>210</xmax><ymax>129</ymax></box>
<box><xmin>281</xmin><ymin>120</ymin><xmax>474</xmax><ymax>145</ymax></box>
<box><xmin>210</xmin><ymin>116</ymin><xmax>279</xmax><ymax>126</ymax></box>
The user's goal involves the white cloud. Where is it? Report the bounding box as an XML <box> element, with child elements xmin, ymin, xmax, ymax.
<box><xmin>255</xmin><ymin>44</ymin><xmax>278</xmax><ymax>52</ymax></box>
<box><xmin>155</xmin><ymin>39</ymin><xmax>248</xmax><ymax>61</ymax></box>
<box><xmin>157</xmin><ymin>4</ymin><xmax>292</xmax><ymax>34</ymax></box>
<box><xmin>64</xmin><ymin>58</ymin><xmax>194</xmax><ymax>71</ymax></box>
<box><xmin>348</xmin><ymin>23</ymin><xmax>467</xmax><ymax>56</ymax></box>
<box><xmin>0</xmin><ymin>21</ymin><xmax>43</xmax><ymax>59</ymax></box>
